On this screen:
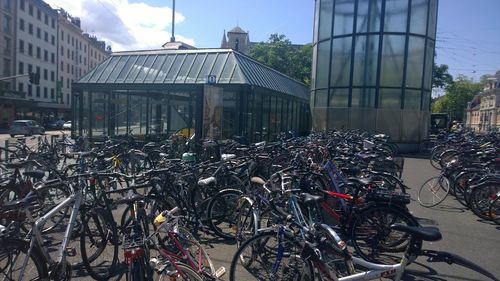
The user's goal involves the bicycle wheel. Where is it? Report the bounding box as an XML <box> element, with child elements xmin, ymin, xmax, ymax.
<box><xmin>236</xmin><ymin>196</ymin><xmax>259</xmax><ymax>248</ymax></box>
<box><xmin>418</xmin><ymin>175</ymin><xmax>450</xmax><ymax>207</ymax></box>
<box><xmin>206</xmin><ymin>189</ymin><xmax>242</xmax><ymax>239</ymax></box>
<box><xmin>488</xmin><ymin>192</ymin><xmax>500</xmax><ymax>225</ymax></box>
<box><xmin>469</xmin><ymin>183</ymin><xmax>500</xmax><ymax>220</ymax></box>
<box><xmin>155</xmin><ymin>262</ymin><xmax>204</xmax><ymax>281</ymax></box>
<box><xmin>80</xmin><ymin>207</ymin><xmax>119</xmax><ymax>281</ymax></box>
<box><xmin>350</xmin><ymin>205</ymin><xmax>419</xmax><ymax>264</ymax></box>
<box><xmin>229</xmin><ymin>230</ymin><xmax>314</xmax><ymax>281</ymax></box>
<box><xmin>0</xmin><ymin>237</ymin><xmax>48</xmax><ymax>281</ymax></box>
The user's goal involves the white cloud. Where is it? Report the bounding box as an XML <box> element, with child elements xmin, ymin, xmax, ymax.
<box><xmin>44</xmin><ymin>0</ymin><xmax>195</xmax><ymax>51</ymax></box>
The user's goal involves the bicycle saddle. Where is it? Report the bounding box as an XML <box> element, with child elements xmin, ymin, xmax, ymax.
<box><xmin>301</xmin><ymin>193</ymin><xmax>323</xmax><ymax>206</ymax></box>
<box><xmin>391</xmin><ymin>224</ymin><xmax>442</xmax><ymax>242</ymax></box>
<box><xmin>348</xmin><ymin>177</ymin><xmax>373</xmax><ymax>186</ymax></box>
<box><xmin>115</xmin><ymin>193</ymin><xmax>146</xmax><ymax>205</ymax></box>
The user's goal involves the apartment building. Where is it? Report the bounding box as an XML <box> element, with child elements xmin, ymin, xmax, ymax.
<box><xmin>0</xmin><ymin>0</ymin><xmax>109</xmax><ymax>130</ymax></box>
<box><xmin>0</xmin><ymin>0</ymin><xmax>18</xmax><ymax>128</ymax></box>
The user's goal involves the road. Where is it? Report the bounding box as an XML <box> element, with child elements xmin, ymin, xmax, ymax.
<box><xmin>47</xmin><ymin>156</ymin><xmax>499</xmax><ymax>280</ymax></box>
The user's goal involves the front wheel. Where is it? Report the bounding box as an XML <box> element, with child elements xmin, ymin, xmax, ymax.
<box><xmin>80</xmin><ymin>207</ymin><xmax>119</xmax><ymax>280</ymax></box>
<box><xmin>418</xmin><ymin>175</ymin><xmax>450</xmax><ymax>207</ymax></box>
<box><xmin>206</xmin><ymin>189</ymin><xmax>242</xmax><ymax>240</ymax></box>
<box><xmin>0</xmin><ymin>237</ymin><xmax>49</xmax><ymax>281</ymax></box>
<box><xmin>229</xmin><ymin>230</ymin><xmax>314</xmax><ymax>281</ymax></box>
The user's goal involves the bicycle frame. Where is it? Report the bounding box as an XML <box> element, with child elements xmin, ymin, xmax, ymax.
<box><xmin>16</xmin><ymin>190</ymin><xmax>82</xmax><ymax>281</ymax></box>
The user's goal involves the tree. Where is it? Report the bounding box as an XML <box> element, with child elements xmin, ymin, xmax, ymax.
<box><xmin>431</xmin><ymin>75</ymin><xmax>482</xmax><ymax>121</ymax></box>
<box><xmin>432</xmin><ymin>63</ymin><xmax>454</xmax><ymax>89</ymax></box>
<box><xmin>248</xmin><ymin>33</ymin><xmax>312</xmax><ymax>85</ymax></box>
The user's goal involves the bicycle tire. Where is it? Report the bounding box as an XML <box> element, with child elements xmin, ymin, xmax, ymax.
<box><xmin>236</xmin><ymin>196</ymin><xmax>260</xmax><ymax>248</ymax></box>
<box><xmin>469</xmin><ymin>183</ymin><xmax>500</xmax><ymax>220</ymax></box>
<box><xmin>229</xmin><ymin>230</ymin><xmax>314</xmax><ymax>281</ymax></box>
<box><xmin>80</xmin><ymin>207</ymin><xmax>119</xmax><ymax>281</ymax></box>
<box><xmin>206</xmin><ymin>189</ymin><xmax>242</xmax><ymax>240</ymax></box>
<box><xmin>350</xmin><ymin>204</ymin><xmax>420</xmax><ymax>264</ymax></box>
<box><xmin>0</xmin><ymin>237</ymin><xmax>49</xmax><ymax>281</ymax></box>
<box><xmin>488</xmin><ymin>193</ymin><xmax>500</xmax><ymax>225</ymax></box>
<box><xmin>418</xmin><ymin>175</ymin><xmax>450</xmax><ymax>207</ymax></box>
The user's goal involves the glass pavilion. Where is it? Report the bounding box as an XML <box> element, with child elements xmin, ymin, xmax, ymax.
<box><xmin>72</xmin><ymin>49</ymin><xmax>310</xmax><ymax>142</ymax></box>
<box><xmin>311</xmin><ymin>0</ymin><xmax>438</xmax><ymax>145</ymax></box>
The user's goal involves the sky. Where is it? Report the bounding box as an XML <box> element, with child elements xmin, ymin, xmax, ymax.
<box><xmin>44</xmin><ymin>0</ymin><xmax>500</xmax><ymax>83</ymax></box>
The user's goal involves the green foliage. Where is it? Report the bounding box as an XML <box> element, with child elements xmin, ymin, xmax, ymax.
<box><xmin>431</xmin><ymin>75</ymin><xmax>482</xmax><ymax>121</ymax></box>
<box><xmin>432</xmin><ymin>63</ymin><xmax>454</xmax><ymax>89</ymax></box>
<box><xmin>248</xmin><ymin>33</ymin><xmax>312</xmax><ymax>85</ymax></box>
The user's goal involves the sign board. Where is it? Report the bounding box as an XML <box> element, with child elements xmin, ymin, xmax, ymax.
<box><xmin>207</xmin><ymin>75</ymin><xmax>217</xmax><ymax>84</ymax></box>
<box><xmin>203</xmin><ymin>85</ymin><xmax>223</xmax><ymax>139</ymax></box>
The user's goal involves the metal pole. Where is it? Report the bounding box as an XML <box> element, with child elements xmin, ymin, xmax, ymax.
<box><xmin>3</xmin><ymin>140</ymin><xmax>8</xmax><ymax>161</ymax></box>
<box><xmin>170</xmin><ymin>0</ymin><xmax>176</xmax><ymax>42</ymax></box>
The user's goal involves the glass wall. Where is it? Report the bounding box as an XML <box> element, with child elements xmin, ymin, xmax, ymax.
<box><xmin>311</xmin><ymin>0</ymin><xmax>438</xmax><ymax>142</ymax></box>
<box><xmin>73</xmin><ymin>86</ymin><xmax>309</xmax><ymax>142</ymax></box>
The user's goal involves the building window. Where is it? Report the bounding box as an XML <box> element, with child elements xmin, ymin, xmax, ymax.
<box><xmin>3</xmin><ymin>15</ymin><xmax>11</xmax><ymax>33</ymax></box>
<box><xmin>51</xmin><ymin>35</ymin><xmax>55</xmax><ymax>45</ymax></box>
<box><xmin>36</xmin><ymin>86</ymin><xmax>40</xmax><ymax>97</ymax></box>
<box><xmin>50</xmin><ymin>88</ymin><xmax>54</xmax><ymax>99</ymax></box>
<box><xmin>18</xmin><ymin>83</ymin><xmax>24</xmax><ymax>92</ymax></box>
<box><xmin>28</xmin><ymin>43</ymin><xmax>33</xmax><ymax>56</ymax></box>
<box><xmin>43</xmin><ymin>69</ymin><xmax>48</xmax><ymax>80</ymax></box>
<box><xmin>51</xmin><ymin>19</ymin><xmax>55</xmax><ymax>28</ymax></box>
<box><xmin>20</xmin><ymin>0</ymin><xmax>25</xmax><ymax>11</ymax></box>
<box><xmin>3</xmin><ymin>0</ymin><xmax>11</xmax><ymax>10</ymax></box>
<box><xmin>28</xmin><ymin>84</ymin><xmax>32</xmax><ymax>96</ymax></box>
<box><xmin>36</xmin><ymin>28</ymin><xmax>41</xmax><ymax>38</ymax></box>
<box><xmin>28</xmin><ymin>64</ymin><xmax>32</xmax><ymax>73</ymax></box>
<box><xmin>66</xmin><ymin>78</ymin><xmax>70</xmax><ymax>88</ymax></box>
<box><xmin>18</xmin><ymin>62</ymin><xmax>24</xmax><ymax>74</ymax></box>
<box><xmin>51</xmin><ymin>53</ymin><xmax>55</xmax><ymax>64</ymax></box>
<box><xmin>36</xmin><ymin>47</ymin><xmax>41</xmax><ymax>59</ymax></box>
<box><xmin>71</xmin><ymin>65</ymin><xmax>73</xmax><ymax>74</ymax></box>
<box><xmin>60</xmin><ymin>77</ymin><xmax>63</xmax><ymax>88</ymax></box>
<box><xmin>51</xmin><ymin>71</ymin><xmax>55</xmax><ymax>81</ymax></box>
<box><xmin>44</xmin><ymin>31</ymin><xmax>48</xmax><ymax>42</ymax></box>
<box><xmin>67</xmin><ymin>49</ymin><xmax>70</xmax><ymax>59</ymax></box>
<box><xmin>44</xmin><ymin>14</ymin><xmax>48</xmax><ymax>25</ymax></box>
<box><xmin>19</xmin><ymin>18</ymin><xmax>25</xmax><ymax>31</ymax></box>
<box><xmin>44</xmin><ymin>50</ymin><xmax>48</xmax><ymax>61</ymax></box>
<box><xmin>43</xmin><ymin>87</ymin><xmax>48</xmax><ymax>98</ymax></box>
<box><xmin>19</xmin><ymin>39</ymin><xmax>24</xmax><ymax>53</ymax></box>
<box><xmin>60</xmin><ymin>61</ymin><xmax>63</xmax><ymax>71</ymax></box>
<box><xmin>71</xmin><ymin>37</ymin><xmax>74</xmax><ymax>46</ymax></box>
<box><xmin>37</xmin><ymin>9</ymin><xmax>41</xmax><ymax>20</ymax></box>
<box><xmin>28</xmin><ymin>4</ymin><xmax>33</xmax><ymax>16</ymax></box>
<box><xmin>60</xmin><ymin>46</ymin><xmax>63</xmax><ymax>55</ymax></box>
<box><xmin>67</xmin><ymin>34</ymin><xmax>70</xmax><ymax>44</ymax></box>
<box><xmin>67</xmin><ymin>64</ymin><xmax>70</xmax><ymax>74</ymax></box>
<box><xmin>36</xmin><ymin>66</ymin><xmax>40</xmax><ymax>76</ymax></box>
<box><xmin>61</xmin><ymin>30</ymin><xmax>64</xmax><ymax>38</ymax></box>
<box><xmin>28</xmin><ymin>23</ymin><xmax>33</xmax><ymax>34</ymax></box>
<box><xmin>3</xmin><ymin>36</ymin><xmax>10</xmax><ymax>55</ymax></box>
<box><xmin>66</xmin><ymin>94</ymin><xmax>69</xmax><ymax>104</ymax></box>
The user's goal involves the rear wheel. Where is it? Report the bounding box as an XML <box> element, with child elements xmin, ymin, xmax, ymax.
<box><xmin>350</xmin><ymin>205</ymin><xmax>419</xmax><ymax>264</ymax></box>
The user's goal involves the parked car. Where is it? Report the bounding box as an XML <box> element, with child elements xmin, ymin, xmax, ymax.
<box><xmin>62</xmin><ymin>121</ymin><xmax>72</xmax><ymax>130</ymax></box>
<box><xmin>10</xmin><ymin>120</ymin><xmax>45</xmax><ymax>137</ymax></box>
<box><xmin>46</xmin><ymin>119</ymin><xmax>65</xmax><ymax>130</ymax></box>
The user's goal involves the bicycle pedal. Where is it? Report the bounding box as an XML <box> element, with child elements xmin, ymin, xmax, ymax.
<box><xmin>215</xmin><ymin>267</ymin><xmax>226</xmax><ymax>278</ymax></box>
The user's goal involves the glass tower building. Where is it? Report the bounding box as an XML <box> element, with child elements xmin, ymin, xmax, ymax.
<box><xmin>311</xmin><ymin>0</ymin><xmax>438</xmax><ymax>144</ymax></box>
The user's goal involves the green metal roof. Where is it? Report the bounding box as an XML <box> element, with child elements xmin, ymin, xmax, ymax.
<box><xmin>75</xmin><ymin>49</ymin><xmax>309</xmax><ymax>100</ymax></box>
